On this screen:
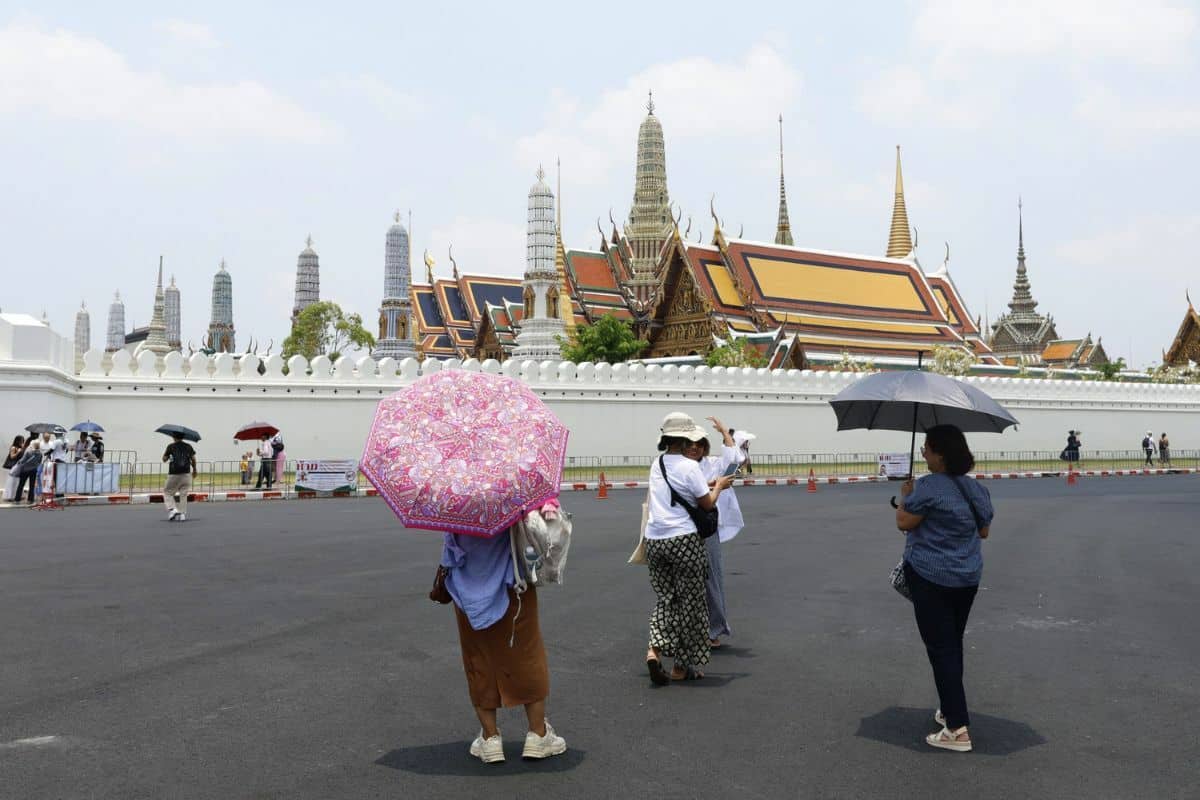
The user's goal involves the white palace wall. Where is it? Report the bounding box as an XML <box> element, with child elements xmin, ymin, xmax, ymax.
<box><xmin>3</xmin><ymin>340</ymin><xmax>1200</xmax><ymax>464</ymax></box>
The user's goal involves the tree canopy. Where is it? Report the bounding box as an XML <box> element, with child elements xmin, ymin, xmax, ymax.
<box><xmin>282</xmin><ymin>301</ymin><xmax>375</xmax><ymax>363</ymax></box>
<box><xmin>557</xmin><ymin>314</ymin><xmax>648</xmax><ymax>363</ymax></box>
<box><xmin>705</xmin><ymin>338</ymin><xmax>767</xmax><ymax>368</ymax></box>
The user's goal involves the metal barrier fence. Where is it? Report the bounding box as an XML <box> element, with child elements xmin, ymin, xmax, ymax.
<box><xmin>32</xmin><ymin>449</ymin><xmax>1200</xmax><ymax>498</ymax></box>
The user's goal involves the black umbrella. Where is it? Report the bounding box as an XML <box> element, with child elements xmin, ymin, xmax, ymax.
<box><xmin>155</xmin><ymin>424</ymin><xmax>202</xmax><ymax>442</ymax></box>
<box><xmin>828</xmin><ymin>353</ymin><xmax>1018</xmax><ymax>499</ymax></box>
<box><xmin>25</xmin><ymin>423</ymin><xmax>66</xmax><ymax>435</ymax></box>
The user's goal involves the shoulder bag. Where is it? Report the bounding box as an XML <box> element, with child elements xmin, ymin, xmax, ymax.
<box><xmin>659</xmin><ymin>455</ymin><xmax>719</xmax><ymax>539</ymax></box>
<box><xmin>628</xmin><ymin>488</ymin><xmax>651</xmax><ymax>565</ymax></box>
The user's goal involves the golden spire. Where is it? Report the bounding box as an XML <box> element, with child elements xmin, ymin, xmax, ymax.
<box><xmin>775</xmin><ymin>114</ymin><xmax>794</xmax><ymax>246</ymax></box>
<box><xmin>886</xmin><ymin>145</ymin><xmax>913</xmax><ymax>258</ymax></box>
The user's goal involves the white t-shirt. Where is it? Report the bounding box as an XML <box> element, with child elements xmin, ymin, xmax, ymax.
<box><xmin>259</xmin><ymin>441</ymin><xmax>274</xmax><ymax>459</ymax></box>
<box><xmin>644</xmin><ymin>454</ymin><xmax>712</xmax><ymax>540</ymax></box>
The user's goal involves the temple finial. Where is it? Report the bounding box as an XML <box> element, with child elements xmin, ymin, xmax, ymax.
<box><xmin>536</xmin><ymin>164</ymin><xmax>545</xmax><ymax>182</ymax></box>
<box><xmin>647</xmin><ymin>90</ymin><xmax>655</xmax><ymax>115</ymax></box>
<box><xmin>157</xmin><ymin>256</ymin><xmax>163</xmax><ymax>288</ymax></box>
<box><xmin>1017</xmin><ymin>196</ymin><xmax>1025</xmax><ymax>259</ymax></box>
<box><xmin>306</xmin><ymin>234</ymin><xmax>313</xmax><ymax>249</ymax></box>
<box><xmin>774</xmin><ymin>113</ymin><xmax>794</xmax><ymax>246</ymax></box>
<box><xmin>886</xmin><ymin>145</ymin><xmax>913</xmax><ymax>258</ymax></box>
<box><xmin>556</xmin><ymin>156</ymin><xmax>562</xmax><ymax>231</ymax></box>
<box><xmin>394</xmin><ymin>210</ymin><xmax>401</xmax><ymax>224</ymax></box>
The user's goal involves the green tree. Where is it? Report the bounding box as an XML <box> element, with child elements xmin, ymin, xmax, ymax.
<box><xmin>928</xmin><ymin>344</ymin><xmax>975</xmax><ymax>376</ymax></box>
<box><xmin>282</xmin><ymin>301</ymin><xmax>376</xmax><ymax>362</ymax></box>
<box><xmin>557</xmin><ymin>314</ymin><xmax>648</xmax><ymax>363</ymax></box>
<box><xmin>705</xmin><ymin>338</ymin><xmax>768</xmax><ymax>368</ymax></box>
<box><xmin>1094</xmin><ymin>357</ymin><xmax>1126</xmax><ymax>382</ymax></box>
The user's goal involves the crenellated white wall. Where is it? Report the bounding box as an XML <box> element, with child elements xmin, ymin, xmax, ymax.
<box><xmin>1</xmin><ymin>346</ymin><xmax>1198</xmax><ymax>463</ymax></box>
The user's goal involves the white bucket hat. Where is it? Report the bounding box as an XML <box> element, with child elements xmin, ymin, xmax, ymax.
<box><xmin>660</xmin><ymin>412</ymin><xmax>708</xmax><ymax>442</ymax></box>
<box><xmin>733</xmin><ymin>430</ymin><xmax>757</xmax><ymax>446</ymax></box>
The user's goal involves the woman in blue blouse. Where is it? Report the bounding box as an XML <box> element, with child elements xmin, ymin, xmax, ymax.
<box><xmin>895</xmin><ymin>424</ymin><xmax>994</xmax><ymax>753</ymax></box>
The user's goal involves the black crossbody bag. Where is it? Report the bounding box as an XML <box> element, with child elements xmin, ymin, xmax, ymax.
<box><xmin>658</xmin><ymin>455</ymin><xmax>719</xmax><ymax>539</ymax></box>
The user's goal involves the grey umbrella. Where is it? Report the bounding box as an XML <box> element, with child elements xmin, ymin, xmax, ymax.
<box><xmin>828</xmin><ymin>357</ymin><xmax>1018</xmax><ymax>480</ymax></box>
<box><xmin>155</xmin><ymin>424</ymin><xmax>202</xmax><ymax>443</ymax></box>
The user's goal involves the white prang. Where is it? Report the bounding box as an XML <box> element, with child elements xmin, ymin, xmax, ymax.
<box><xmin>512</xmin><ymin>166</ymin><xmax>564</xmax><ymax>362</ymax></box>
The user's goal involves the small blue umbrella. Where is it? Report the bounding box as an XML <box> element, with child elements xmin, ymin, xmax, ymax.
<box><xmin>71</xmin><ymin>421</ymin><xmax>105</xmax><ymax>433</ymax></box>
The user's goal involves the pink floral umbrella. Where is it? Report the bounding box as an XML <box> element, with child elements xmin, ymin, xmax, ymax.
<box><xmin>360</xmin><ymin>369</ymin><xmax>569</xmax><ymax>537</ymax></box>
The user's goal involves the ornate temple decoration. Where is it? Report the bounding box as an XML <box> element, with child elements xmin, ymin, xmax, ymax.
<box><xmin>409</xmin><ymin>101</ymin><xmax>996</xmax><ymax>369</ymax></box>
<box><xmin>164</xmin><ymin>275</ymin><xmax>181</xmax><ymax>350</ymax></box>
<box><xmin>374</xmin><ymin>212</ymin><xmax>417</xmax><ymax>361</ymax></box>
<box><xmin>105</xmin><ymin>291</ymin><xmax>125</xmax><ymax>353</ymax></box>
<box><xmin>74</xmin><ymin>301</ymin><xmax>90</xmax><ymax>367</ymax></box>
<box><xmin>886</xmin><ymin>146</ymin><xmax>913</xmax><ymax>258</ymax></box>
<box><xmin>987</xmin><ymin>200</ymin><xmax>1058</xmax><ymax>363</ymax></box>
<box><xmin>775</xmin><ymin>114</ymin><xmax>794</xmax><ymax>247</ymax></box>
<box><xmin>1040</xmin><ymin>334</ymin><xmax>1107</xmax><ymax>369</ymax></box>
<box><xmin>512</xmin><ymin>167</ymin><xmax>565</xmax><ymax>361</ymax></box>
<box><xmin>142</xmin><ymin>257</ymin><xmax>172</xmax><ymax>355</ymax></box>
<box><xmin>1164</xmin><ymin>294</ymin><xmax>1200</xmax><ymax>366</ymax></box>
<box><xmin>623</xmin><ymin>92</ymin><xmax>672</xmax><ymax>314</ymax></box>
<box><xmin>207</xmin><ymin>259</ymin><xmax>235</xmax><ymax>353</ymax></box>
<box><xmin>292</xmin><ymin>235</ymin><xmax>320</xmax><ymax>329</ymax></box>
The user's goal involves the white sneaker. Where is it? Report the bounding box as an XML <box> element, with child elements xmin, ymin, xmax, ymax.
<box><xmin>469</xmin><ymin>730</ymin><xmax>504</xmax><ymax>764</ymax></box>
<box><xmin>521</xmin><ymin>722</ymin><xmax>566</xmax><ymax>760</ymax></box>
<box><xmin>167</xmin><ymin>510</ymin><xmax>179</xmax><ymax>521</ymax></box>
<box><xmin>177</xmin><ymin>514</ymin><xmax>186</xmax><ymax>522</ymax></box>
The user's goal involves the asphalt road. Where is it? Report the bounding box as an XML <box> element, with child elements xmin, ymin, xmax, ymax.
<box><xmin>1</xmin><ymin>476</ymin><xmax>1198</xmax><ymax>799</ymax></box>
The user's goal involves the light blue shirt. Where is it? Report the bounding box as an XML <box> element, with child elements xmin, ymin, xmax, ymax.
<box><xmin>903</xmin><ymin>473</ymin><xmax>994</xmax><ymax>588</ymax></box>
<box><xmin>441</xmin><ymin>531</ymin><xmax>515</xmax><ymax>631</ymax></box>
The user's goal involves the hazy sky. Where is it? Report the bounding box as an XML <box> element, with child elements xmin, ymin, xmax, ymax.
<box><xmin>2</xmin><ymin>1</ymin><xmax>1198</xmax><ymax>368</ymax></box>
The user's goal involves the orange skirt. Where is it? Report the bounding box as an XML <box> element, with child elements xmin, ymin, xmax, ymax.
<box><xmin>454</xmin><ymin>586</ymin><xmax>549</xmax><ymax>709</ymax></box>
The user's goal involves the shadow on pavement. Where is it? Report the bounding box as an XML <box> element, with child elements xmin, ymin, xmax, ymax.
<box><xmin>375</xmin><ymin>741</ymin><xmax>586</xmax><ymax>775</ymax></box>
<box><xmin>710</xmin><ymin>646</ymin><xmax>756</xmax><ymax>659</ymax></box>
<box><xmin>856</xmin><ymin>706</ymin><xmax>1047</xmax><ymax>756</ymax></box>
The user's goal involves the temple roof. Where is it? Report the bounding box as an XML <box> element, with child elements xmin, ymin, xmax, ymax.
<box><xmin>1164</xmin><ymin>298</ymin><xmax>1200</xmax><ymax>366</ymax></box>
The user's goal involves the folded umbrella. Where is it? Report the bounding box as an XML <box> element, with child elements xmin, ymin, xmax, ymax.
<box><xmin>234</xmin><ymin>422</ymin><xmax>279</xmax><ymax>441</ymax></box>
<box><xmin>360</xmin><ymin>369</ymin><xmax>569</xmax><ymax>538</ymax></box>
<box><xmin>70</xmin><ymin>421</ymin><xmax>105</xmax><ymax>433</ymax></box>
<box><xmin>155</xmin><ymin>424</ymin><xmax>202</xmax><ymax>442</ymax></box>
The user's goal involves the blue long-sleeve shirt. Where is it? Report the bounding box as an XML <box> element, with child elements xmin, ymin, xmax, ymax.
<box><xmin>902</xmin><ymin>473</ymin><xmax>994</xmax><ymax>588</ymax></box>
<box><xmin>441</xmin><ymin>531</ymin><xmax>515</xmax><ymax>631</ymax></box>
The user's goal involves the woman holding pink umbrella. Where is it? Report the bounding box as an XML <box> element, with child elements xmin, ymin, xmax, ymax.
<box><xmin>361</xmin><ymin>369</ymin><xmax>571</xmax><ymax>765</ymax></box>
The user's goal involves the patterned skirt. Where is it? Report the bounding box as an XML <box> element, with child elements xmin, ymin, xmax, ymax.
<box><xmin>646</xmin><ymin>533</ymin><xmax>711</xmax><ymax>668</ymax></box>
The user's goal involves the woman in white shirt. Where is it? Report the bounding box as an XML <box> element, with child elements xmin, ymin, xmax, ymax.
<box><xmin>693</xmin><ymin>417</ymin><xmax>745</xmax><ymax>648</ymax></box>
<box><xmin>644</xmin><ymin>412</ymin><xmax>735</xmax><ymax>685</ymax></box>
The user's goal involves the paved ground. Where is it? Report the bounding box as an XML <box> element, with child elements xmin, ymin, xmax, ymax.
<box><xmin>1</xmin><ymin>476</ymin><xmax>1197</xmax><ymax>799</ymax></box>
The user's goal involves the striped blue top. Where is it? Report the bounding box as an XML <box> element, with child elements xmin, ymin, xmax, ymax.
<box><xmin>902</xmin><ymin>473</ymin><xmax>993</xmax><ymax>588</ymax></box>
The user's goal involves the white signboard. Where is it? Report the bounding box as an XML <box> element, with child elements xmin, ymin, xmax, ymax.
<box><xmin>294</xmin><ymin>459</ymin><xmax>358</xmax><ymax>493</ymax></box>
<box><xmin>877</xmin><ymin>453</ymin><xmax>911</xmax><ymax>479</ymax></box>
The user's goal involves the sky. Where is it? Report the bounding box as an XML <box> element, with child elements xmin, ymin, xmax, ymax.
<box><xmin>1</xmin><ymin>0</ymin><xmax>1198</xmax><ymax>369</ymax></box>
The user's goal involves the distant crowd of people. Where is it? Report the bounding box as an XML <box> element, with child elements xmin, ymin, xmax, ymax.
<box><xmin>1059</xmin><ymin>429</ymin><xmax>1176</xmax><ymax>468</ymax></box>
<box><xmin>2</xmin><ymin>430</ymin><xmax>105</xmax><ymax>505</ymax></box>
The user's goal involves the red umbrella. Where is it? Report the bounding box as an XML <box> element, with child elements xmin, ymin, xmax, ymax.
<box><xmin>234</xmin><ymin>422</ymin><xmax>279</xmax><ymax>441</ymax></box>
<box><xmin>360</xmin><ymin>370</ymin><xmax>569</xmax><ymax>537</ymax></box>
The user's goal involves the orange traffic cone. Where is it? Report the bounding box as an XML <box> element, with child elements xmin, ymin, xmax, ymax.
<box><xmin>597</xmin><ymin>471</ymin><xmax>609</xmax><ymax>500</ymax></box>
<box><xmin>1067</xmin><ymin>464</ymin><xmax>1077</xmax><ymax>487</ymax></box>
<box><xmin>807</xmin><ymin>468</ymin><xmax>818</xmax><ymax>493</ymax></box>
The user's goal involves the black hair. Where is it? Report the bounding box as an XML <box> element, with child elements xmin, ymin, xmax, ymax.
<box><xmin>10</xmin><ymin>435</ymin><xmax>24</xmax><ymax>448</ymax></box>
<box><xmin>657</xmin><ymin>435</ymin><xmax>691</xmax><ymax>452</ymax></box>
<box><xmin>924</xmin><ymin>424</ymin><xmax>975</xmax><ymax>476</ymax></box>
<box><xmin>698</xmin><ymin>438</ymin><xmax>711</xmax><ymax>457</ymax></box>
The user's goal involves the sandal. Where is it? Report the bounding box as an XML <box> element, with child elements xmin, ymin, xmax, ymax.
<box><xmin>671</xmin><ymin>666</ymin><xmax>704</xmax><ymax>681</ymax></box>
<box><xmin>646</xmin><ymin>657</ymin><xmax>670</xmax><ymax>686</ymax></box>
<box><xmin>926</xmin><ymin>726</ymin><xmax>972</xmax><ymax>752</ymax></box>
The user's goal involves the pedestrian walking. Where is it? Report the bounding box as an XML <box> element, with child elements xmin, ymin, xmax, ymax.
<box><xmin>895</xmin><ymin>424</ymin><xmax>994</xmax><ymax>753</ymax></box>
<box><xmin>4</xmin><ymin>435</ymin><xmax>27</xmax><ymax>501</ymax></box>
<box><xmin>691</xmin><ymin>417</ymin><xmax>745</xmax><ymax>648</ymax></box>
<box><xmin>1061</xmin><ymin>430</ymin><xmax>1081</xmax><ymax>464</ymax></box>
<box><xmin>271</xmin><ymin>433</ymin><xmax>286</xmax><ymax>488</ymax></box>
<box><xmin>643</xmin><ymin>412</ymin><xmax>735</xmax><ymax>684</ymax></box>
<box><xmin>441</xmin><ymin>523</ymin><xmax>567</xmax><ymax>764</ymax></box>
<box><xmin>89</xmin><ymin>433</ymin><xmax>104</xmax><ymax>463</ymax></box>
<box><xmin>1159</xmin><ymin>433</ymin><xmax>1171</xmax><ymax>467</ymax></box>
<box><xmin>162</xmin><ymin>433</ymin><xmax>197</xmax><ymax>521</ymax></box>
<box><xmin>254</xmin><ymin>434</ymin><xmax>274</xmax><ymax>489</ymax></box>
<box><xmin>1142</xmin><ymin>430</ymin><xmax>1156</xmax><ymax>466</ymax></box>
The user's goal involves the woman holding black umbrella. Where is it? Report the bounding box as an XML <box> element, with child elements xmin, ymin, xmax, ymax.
<box><xmin>895</xmin><ymin>424</ymin><xmax>994</xmax><ymax>752</ymax></box>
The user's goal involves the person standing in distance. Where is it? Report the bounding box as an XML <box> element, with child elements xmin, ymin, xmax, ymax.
<box><xmin>163</xmin><ymin>433</ymin><xmax>197</xmax><ymax>521</ymax></box>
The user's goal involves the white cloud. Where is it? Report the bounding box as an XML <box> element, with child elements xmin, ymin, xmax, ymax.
<box><xmin>319</xmin><ymin>75</ymin><xmax>425</xmax><ymax>121</ymax></box>
<box><xmin>1075</xmin><ymin>83</ymin><xmax>1200</xmax><ymax>139</ymax></box>
<box><xmin>153</xmin><ymin>19</ymin><xmax>220</xmax><ymax>50</ymax></box>
<box><xmin>915</xmin><ymin>0</ymin><xmax>1197</xmax><ymax>69</ymax></box>
<box><xmin>517</xmin><ymin>43</ymin><xmax>801</xmax><ymax>186</ymax></box>
<box><xmin>426</xmin><ymin>217</ymin><xmax>526</xmax><ymax>278</ymax></box>
<box><xmin>0</xmin><ymin>21</ymin><xmax>335</xmax><ymax>143</ymax></box>
<box><xmin>856</xmin><ymin>64</ymin><xmax>984</xmax><ymax>129</ymax></box>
